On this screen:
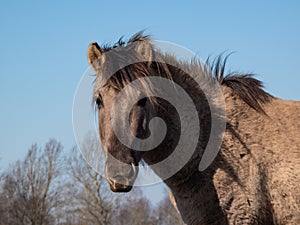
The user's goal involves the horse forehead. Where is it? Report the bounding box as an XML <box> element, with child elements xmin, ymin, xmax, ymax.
<box><xmin>99</xmin><ymin>86</ymin><xmax>136</xmax><ymax>109</ymax></box>
<box><xmin>102</xmin><ymin>84</ymin><xmax>145</xmax><ymax>100</ymax></box>
<box><xmin>99</xmin><ymin>86</ymin><xmax>118</xmax><ymax>98</ymax></box>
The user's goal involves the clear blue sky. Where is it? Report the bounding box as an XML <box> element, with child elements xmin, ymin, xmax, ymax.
<box><xmin>1</xmin><ymin>1</ymin><xmax>299</xmax><ymax>170</ymax></box>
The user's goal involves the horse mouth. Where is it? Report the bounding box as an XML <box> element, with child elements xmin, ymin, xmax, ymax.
<box><xmin>106</xmin><ymin>162</ymin><xmax>138</xmax><ymax>192</ymax></box>
<box><xmin>109</xmin><ymin>183</ymin><xmax>133</xmax><ymax>192</ymax></box>
<box><xmin>108</xmin><ymin>176</ymin><xmax>135</xmax><ymax>192</ymax></box>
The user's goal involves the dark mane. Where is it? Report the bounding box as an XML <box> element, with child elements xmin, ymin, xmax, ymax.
<box><xmin>95</xmin><ymin>33</ymin><xmax>272</xmax><ymax>114</ymax></box>
<box><xmin>208</xmin><ymin>55</ymin><xmax>272</xmax><ymax>114</ymax></box>
<box><xmin>100</xmin><ymin>33</ymin><xmax>152</xmax><ymax>52</ymax></box>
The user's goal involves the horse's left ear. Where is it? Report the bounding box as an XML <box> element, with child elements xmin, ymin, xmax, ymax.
<box><xmin>134</xmin><ymin>41</ymin><xmax>153</xmax><ymax>63</ymax></box>
<box><xmin>87</xmin><ymin>42</ymin><xmax>105</xmax><ymax>72</ymax></box>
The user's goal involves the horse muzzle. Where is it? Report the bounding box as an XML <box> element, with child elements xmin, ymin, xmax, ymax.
<box><xmin>106</xmin><ymin>163</ymin><xmax>138</xmax><ymax>192</ymax></box>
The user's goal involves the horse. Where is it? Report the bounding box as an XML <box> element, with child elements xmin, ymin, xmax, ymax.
<box><xmin>87</xmin><ymin>33</ymin><xmax>300</xmax><ymax>225</ymax></box>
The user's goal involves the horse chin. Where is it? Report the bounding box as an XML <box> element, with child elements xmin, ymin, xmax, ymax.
<box><xmin>109</xmin><ymin>183</ymin><xmax>133</xmax><ymax>192</ymax></box>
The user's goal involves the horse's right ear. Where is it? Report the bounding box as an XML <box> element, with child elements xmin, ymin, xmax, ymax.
<box><xmin>134</xmin><ymin>41</ymin><xmax>153</xmax><ymax>63</ymax></box>
<box><xmin>87</xmin><ymin>42</ymin><xmax>105</xmax><ymax>71</ymax></box>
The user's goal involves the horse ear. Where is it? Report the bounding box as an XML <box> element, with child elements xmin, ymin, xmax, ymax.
<box><xmin>87</xmin><ymin>42</ymin><xmax>105</xmax><ymax>71</ymax></box>
<box><xmin>134</xmin><ymin>41</ymin><xmax>153</xmax><ymax>63</ymax></box>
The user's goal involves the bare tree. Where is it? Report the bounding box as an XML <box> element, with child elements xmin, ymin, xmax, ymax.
<box><xmin>0</xmin><ymin>137</ymin><xmax>185</xmax><ymax>225</ymax></box>
<box><xmin>111</xmin><ymin>187</ymin><xmax>185</xmax><ymax>225</ymax></box>
<box><xmin>154</xmin><ymin>196</ymin><xmax>185</xmax><ymax>225</ymax></box>
<box><xmin>111</xmin><ymin>187</ymin><xmax>156</xmax><ymax>225</ymax></box>
<box><xmin>64</xmin><ymin>136</ymin><xmax>117</xmax><ymax>225</ymax></box>
<box><xmin>0</xmin><ymin>139</ymin><xmax>63</xmax><ymax>225</ymax></box>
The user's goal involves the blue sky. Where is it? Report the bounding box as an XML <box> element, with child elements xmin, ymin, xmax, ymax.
<box><xmin>0</xmin><ymin>1</ymin><xmax>299</xmax><ymax>173</ymax></box>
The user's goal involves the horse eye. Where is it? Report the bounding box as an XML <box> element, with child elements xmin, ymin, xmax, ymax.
<box><xmin>137</xmin><ymin>98</ymin><xmax>148</xmax><ymax>107</ymax></box>
<box><xmin>96</xmin><ymin>95</ymin><xmax>103</xmax><ymax>108</ymax></box>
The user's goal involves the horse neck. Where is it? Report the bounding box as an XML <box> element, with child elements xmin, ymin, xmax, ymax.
<box><xmin>141</xmin><ymin>72</ymin><xmax>229</xmax><ymax>224</ymax></box>
<box><xmin>142</xmin><ymin>72</ymin><xmax>212</xmax><ymax>177</ymax></box>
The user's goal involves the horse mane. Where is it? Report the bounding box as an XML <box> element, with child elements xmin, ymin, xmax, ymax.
<box><xmin>208</xmin><ymin>55</ymin><xmax>272</xmax><ymax>114</ymax></box>
<box><xmin>100</xmin><ymin>33</ymin><xmax>152</xmax><ymax>52</ymax></box>
<box><xmin>96</xmin><ymin>32</ymin><xmax>272</xmax><ymax>114</ymax></box>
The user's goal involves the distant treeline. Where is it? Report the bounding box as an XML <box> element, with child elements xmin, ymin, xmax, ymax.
<box><xmin>0</xmin><ymin>137</ymin><xmax>184</xmax><ymax>225</ymax></box>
